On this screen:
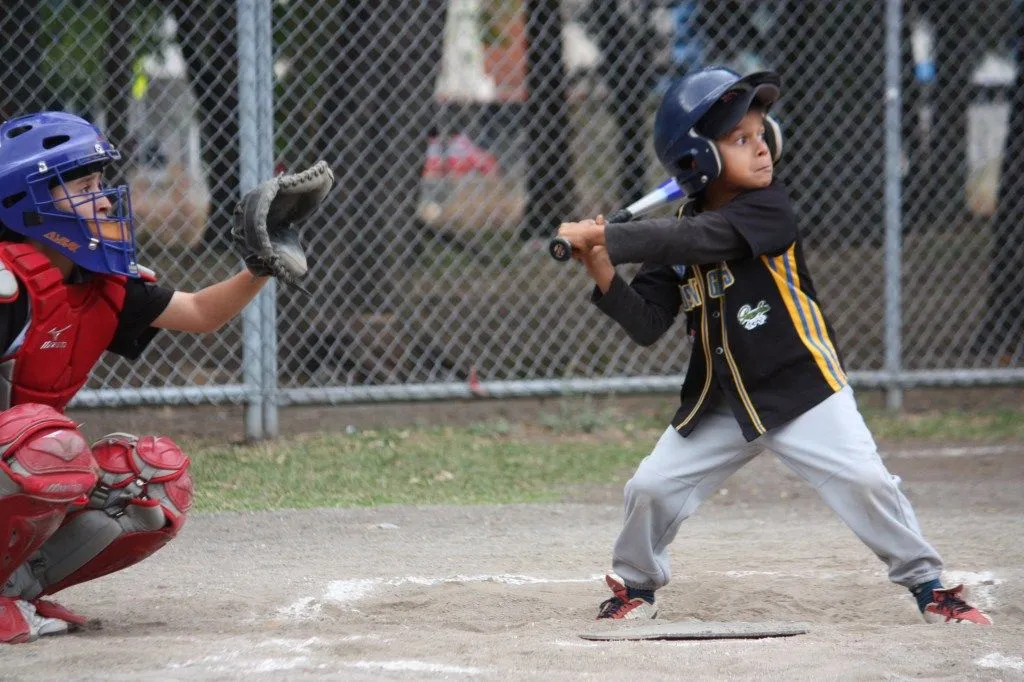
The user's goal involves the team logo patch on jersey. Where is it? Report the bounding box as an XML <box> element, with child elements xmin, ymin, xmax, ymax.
<box><xmin>737</xmin><ymin>301</ymin><xmax>771</xmax><ymax>330</ymax></box>
<box><xmin>706</xmin><ymin>264</ymin><xmax>735</xmax><ymax>298</ymax></box>
<box><xmin>681</xmin><ymin>278</ymin><xmax>703</xmax><ymax>311</ymax></box>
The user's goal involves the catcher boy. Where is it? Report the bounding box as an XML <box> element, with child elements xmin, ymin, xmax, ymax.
<box><xmin>0</xmin><ymin>111</ymin><xmax>332</xmax><ymax>643</ymax></box>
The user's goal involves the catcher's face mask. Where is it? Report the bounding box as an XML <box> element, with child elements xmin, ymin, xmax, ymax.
<box><xmin>49</xmin><ymin>168</ymin><xmax>134</xmax><ymax>240</ymax></box>
<box><xmin>0</xmin><ymin>112</ymin><xmax>139</xmax><ymax>278</ymax></box>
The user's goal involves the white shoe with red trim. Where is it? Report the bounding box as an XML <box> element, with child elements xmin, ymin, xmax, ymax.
<box><xmin>596</xmin><ymin>575</ymin><xmax>659</xmax><ymax>620</ymax></box>
<box><xmin>0</xmin><ymin>597</ymin><xmax>70</xmax><ymax>644</ymax></box>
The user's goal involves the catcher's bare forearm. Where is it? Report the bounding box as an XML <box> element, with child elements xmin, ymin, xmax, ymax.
<box><xmin>153</xmin><ymin>271</ymin><xmax>268</xmax><ymax>333</ymax></box>
<box><xmin>190</xmin><ymin>270</ymin><xmax>270</xmax><ymax>331</ymax></box>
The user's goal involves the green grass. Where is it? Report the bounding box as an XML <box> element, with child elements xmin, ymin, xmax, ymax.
<box><xmin>189</xmin><ymin>422</ymin><xmax>652</xmax><ymax>513</ymax></box>
<box><xmin>862</xmin><ymin>407</ymin><xmax>1024</xmax><ymax>443</ymax></box>
<box><xmin>187</xmin><ymin>403</ymin><xmax>1024</xmax><ymax>513</ymax></box>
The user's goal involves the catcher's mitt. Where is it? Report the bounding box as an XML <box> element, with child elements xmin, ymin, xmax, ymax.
<box><xmin>231</xmin><ymin>160</ymin><xmax>335</xmax><ymax>283</ymax></box>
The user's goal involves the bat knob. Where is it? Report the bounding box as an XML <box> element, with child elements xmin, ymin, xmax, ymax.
<box><xmin>548</xmin><ymin>236</ymin><xmax>573</xmax><ymax>262</ymax></box>
<box><xmin>605</xmin><ymin>208</ymin><xmax>633</xmax><ymax>224</ymax></box>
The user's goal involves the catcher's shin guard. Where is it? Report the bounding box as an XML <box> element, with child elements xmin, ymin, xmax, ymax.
<box><xmin>0</xmin><ymin>404</ymin><xmax>97</xmax><ymax>590</ymax></box>
<box><xmin>18</xmin><ymin>434</ymin><xmax>193</xmax><ymax>599</ymax></box>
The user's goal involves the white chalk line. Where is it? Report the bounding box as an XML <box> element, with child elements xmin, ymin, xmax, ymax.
<box><xmin>279</xmin><ymin>573</ymin><xmax>605</xmax><ymax>619</ymax></box>
<box><xmin>554</xmin><ymin>639</ymin><xmax>603</xmax><ymax>648</ymax></box>
<box><xmin>712</xmin><ymin>569</ymin><xmax>877</xmax><ymax>579</ymax></box>
<box><xmin>976</xmin><ymin>653</ymin><xmax>1024</xmax><ymax>673</ymax></box>
<box><xmin>166</xmin><ymin>636</ymin><xmax>329</xmax><ymax>674</ymax></box>
<box><xmin>165</xmin><ymin>636</ymin><xmax>486</xmax><ymax>677</ymax></box>
<box><xmin>346</xmin><ymin>660</ymin><xmax>489</xmax><ymax>675</ymax></box>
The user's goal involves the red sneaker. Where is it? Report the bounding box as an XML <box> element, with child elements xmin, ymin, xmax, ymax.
<box><xmin>596</xmin><ymin>575</ymin><xmax>658</xmax><ymax>620</ymax></box>
<box><xmin>923</xmin><ymin>585</ymin><xmax>993</xmax><ymax>625</ymax></box>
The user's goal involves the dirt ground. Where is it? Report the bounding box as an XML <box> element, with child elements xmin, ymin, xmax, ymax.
<box><xmin>2</xmin><ymin>434</ymin><xmax>1022</xmax><ymax>681</ymax></box>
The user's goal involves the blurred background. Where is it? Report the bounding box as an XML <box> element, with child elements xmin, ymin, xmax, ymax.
<box><xmin>2</xmin><ymin>0</ymin><xmax>1021</xmax><ymax>437</ymax></box>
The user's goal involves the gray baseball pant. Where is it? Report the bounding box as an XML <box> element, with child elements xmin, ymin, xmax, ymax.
<box><xmin>612</xmin><ymin>385</ymin><xmax>943</xmax><ymax>591</ymax></box>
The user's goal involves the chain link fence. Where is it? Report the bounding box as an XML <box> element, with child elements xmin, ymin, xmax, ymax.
<box><xmin>2</xmin><ymin>1</ymin><xmax>1021</xmax><ymax>436</ymax></box>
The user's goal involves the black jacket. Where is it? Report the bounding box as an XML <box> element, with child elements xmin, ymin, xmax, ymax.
<box><xmin>592</xmin><ymin>181</ymin><xmax>847</xmax><ymax>441</ymax></box>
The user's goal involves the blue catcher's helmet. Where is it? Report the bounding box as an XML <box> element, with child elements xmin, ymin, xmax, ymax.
<box><xmin>653</xmin><ymin>66</ymin><xmax>783</xmax><ymax>196</ymax></box>
<box><xmin>0</xmin><ymin>112</ymin><xmax>138</xmax><ymax>277</ymax></box>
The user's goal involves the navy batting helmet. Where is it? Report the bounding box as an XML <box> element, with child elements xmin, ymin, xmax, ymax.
<box><xmin>0</xmin><ymin>112</ymin><xmax>138</xmax><ymax>277</ymax></box>
<box><xmin>653</xmin><ymin>66</ymin><xmax>783</xmax><ymax>196</ymax></box>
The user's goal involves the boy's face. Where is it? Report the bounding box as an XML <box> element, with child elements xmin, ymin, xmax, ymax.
<box><xmin>49</xmin><ymin>171</ymin><xmax>127</xmax><ymax>243</ymax></box>
<box><xmin>714</xmin><ymin>110</ymin><xmax>773</xmax><ymax>191</ymax></box>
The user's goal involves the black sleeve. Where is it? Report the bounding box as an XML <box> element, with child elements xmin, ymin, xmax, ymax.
<box><xmin>603</xmin><ymin>181</ymin><xmax>798</xmax><ymax>265</ymax></box>
<box><xmin>107</xmin><ymin>278</ymin><xmax>175</xmax><ymax>360</ymax></box>
<box><xmin>604</xmin><ymin>212</ymin><xmax>751</xmax><ymax>266</ymax></box>
<box><xmin>716</xmin><ymin>181</ymin><xmax>798</xmax><ymax>257</ymax></box>
<box><xmin>590</xmin><ymin>263</ymin><xmax>682</xmax><ymax>347</ymax></box>
<box><xmin>0</xmin><ymin>288</ymin><xmax>29</xmax><ymax>357</ymax></box>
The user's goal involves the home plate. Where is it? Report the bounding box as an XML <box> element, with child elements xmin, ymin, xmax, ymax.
<box><xmin>579</xmin><ymin>621</ymin><xmax>809</xmax><ymax>641</ymax></box>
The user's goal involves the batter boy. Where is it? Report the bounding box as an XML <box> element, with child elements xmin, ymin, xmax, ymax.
<box><xmin>556</xmin><ymin>66</ymin><xmax>992</xmax><ymax>625</ymax></box>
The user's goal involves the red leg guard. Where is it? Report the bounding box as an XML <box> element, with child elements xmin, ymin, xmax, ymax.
<box><xmin>41</xmin><ymin>515</ymin><xmax>179</xmax><ymax>596</ymax></box>
<box><xmin>87</xmin><ymin>434</ymin><xmax>194</xmax><ymax>522</ymax></box>
<box><xmin>36</xmin><ymin>434</ymin><xmax>192</xmax><ymax>597</ymax></box>
<box><xmin>0</xmin><ymin>497</ymin><xmax>67</xmax><ymax>587</ymax></box>
<box><xmin>0</xmin><ymin>404</ymin><xmax>96</xmax><ymax>588</ymax></box>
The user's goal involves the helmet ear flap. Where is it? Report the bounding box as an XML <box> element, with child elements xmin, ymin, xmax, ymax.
<box><xmin>675</xmin><ymin>134</ymin><xmax>723</xmax><ymax>195</ymax></box>
<box><xmin>764</xmin><ymin>115</ymin><xmax>784</xmax><ymax>163</ymax></box>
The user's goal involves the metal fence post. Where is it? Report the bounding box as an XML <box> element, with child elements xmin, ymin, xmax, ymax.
<box><xmin>884</xmin><ymin>0</ymin><xmax>905</xmax><ymax>410</ymax></box>
<box><xmin>238</xmin><ymin>0</ymin><xmax>264</xmax><ymax>439</ymax></box>
<box><xmin>255</xmin><ymin>0</ymin><xmax>279</xmax><ymax>438</ymax></box>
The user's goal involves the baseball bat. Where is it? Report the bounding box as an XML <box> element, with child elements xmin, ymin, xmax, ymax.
<box><xmin>548</xmin><ymin>178</ymin><xmax>685</xmax><ymax>262</ymax></box>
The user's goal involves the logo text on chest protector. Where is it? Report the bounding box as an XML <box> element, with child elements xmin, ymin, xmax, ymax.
<box><xmin>41</xmin><ymin>325</ymin><xmax>72</xmax><ymax>350</ymax></box>
<box><xmin>737</xmin><ymin>301</ymin><xmax>771</xmax><ymax>330</ymax></box>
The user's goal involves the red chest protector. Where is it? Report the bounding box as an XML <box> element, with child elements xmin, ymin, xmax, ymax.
<box><xmin>0</xmin><ymin>243</ymin><xmax>126</xmax><ymax>412</ymax></box>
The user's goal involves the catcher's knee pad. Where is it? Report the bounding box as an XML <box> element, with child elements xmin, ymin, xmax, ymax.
<box><xmin>0</xmin><ymin>404</ymin><xmax>97</xmax><ymax>589</ymax></box>
<box><xmin>18</xmin><ymin>434</ymin><xmax>193</xmax><ymax>599</ymax></box>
